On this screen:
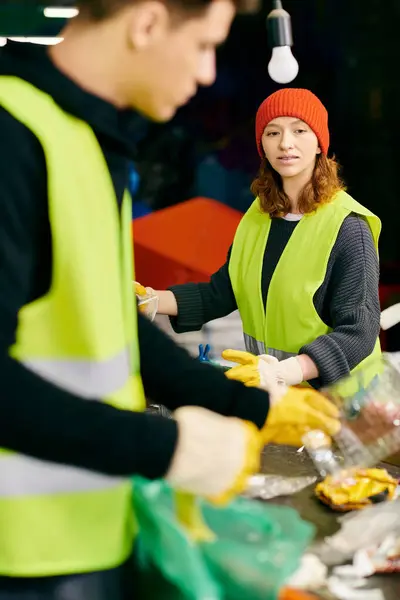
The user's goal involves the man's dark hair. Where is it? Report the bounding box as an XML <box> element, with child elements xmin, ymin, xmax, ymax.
<box><xmin>76</xmin><ymin>0</ymin><xmax>260</xmax><ymax>20</ymax></box>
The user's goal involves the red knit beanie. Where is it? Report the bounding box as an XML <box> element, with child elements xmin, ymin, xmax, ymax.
<box><xmin>255</xmin><ymin>88</ymin><xmax>329</xmax><ymax>158</ymax></box>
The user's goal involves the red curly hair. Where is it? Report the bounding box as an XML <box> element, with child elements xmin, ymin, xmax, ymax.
<box><xmin>250</xmin><ymin>154</ymin><xmax>344</xmax><ymax>218</ymax></box>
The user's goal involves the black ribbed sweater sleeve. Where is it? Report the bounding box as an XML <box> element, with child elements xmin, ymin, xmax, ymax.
<box><xmin>138</xmin><ymin>312</ymin><xmax>269</xmax><ymax>428</ymax></box>
<box><xmin>169</xmin><ymin>247</ymin><xmax>236</xmax><ymax>333</ymax></box>
<box><xmin>301</xmin><ymin>215</ymin><xmax>381</xmax><ymax>385</ymax></box>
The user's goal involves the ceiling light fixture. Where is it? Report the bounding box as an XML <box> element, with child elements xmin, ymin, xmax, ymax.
<box><xmin>267</xmin><ymin>0</ymin><xmax>299</xmax><ymax>84</ymax></box>
<box><xmin>43</xmin><ymin>7</ymin><xmax>79</xmax><ymax>18</ymax></box>
<box><xmin>8</xmin><ymin>37</ymin><xmax>64</xmax><ymax>45</ymax></box>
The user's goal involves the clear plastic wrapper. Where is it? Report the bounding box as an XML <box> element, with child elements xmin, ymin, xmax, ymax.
<box><xmin>134</xmin><ymin>281</ymin><xmax>158</xmax><ymax>322</ymax></box>
<box><xmin>303</xmin><ymin>355</ymin><xmax>400</xmax><ymax>480</ymax></box>
<box><xmin>354</xmin><ymin>535</ymin><xmax>400</xmax><ymax>574</ymax></box>
<box><xmin>243</xmin><ymin>474</ymin><xmax>316</xmax><ymax>500</ymax></box>
<box><xmin>311</xmin><ymin>498</ymin><xmax>400</xmax><ymax>566</ymax></box>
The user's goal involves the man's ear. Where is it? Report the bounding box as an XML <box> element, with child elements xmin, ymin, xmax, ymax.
<box><xmin>127</xmin><ymin>1</ymin><xmax>170</xmax><ymax>50</ymax></box>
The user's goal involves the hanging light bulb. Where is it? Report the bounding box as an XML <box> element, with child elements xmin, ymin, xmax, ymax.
<box><xmin>268</xmin><ymin>46</ymin><xmax>299</xmax><ymax>84</ymax></box>
<box><xmin>267</xmin><ymin>0</ymin><xmax>299</xmax><ymax>84</ymax></box>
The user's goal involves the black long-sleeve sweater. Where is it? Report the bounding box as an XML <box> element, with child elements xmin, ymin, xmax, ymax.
<box><xmin>170</xmin><ymin>205</ymin><xmax>381</xmax><ymax>387</ymax></box>
<box><xmin>0</xmin><ymin>41</ymin><xmax>270</xmax><ymax>479</ymax></box>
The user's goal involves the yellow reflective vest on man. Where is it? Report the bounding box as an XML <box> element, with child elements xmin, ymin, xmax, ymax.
<box><xmin>0</xmin><ymin>76</ymin><xmax>145</xmax><ymax>576</ymax></box>
<box><xmin>229</xmin><ymin>192</ymin><xmax>382</xmax><ymax>387</ymax></box>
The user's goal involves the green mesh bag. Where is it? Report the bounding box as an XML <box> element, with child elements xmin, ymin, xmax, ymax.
<box><xmin>132</xmin><ymin>477</ymin><xmax>315</xmax><ymax>600</ymax></box>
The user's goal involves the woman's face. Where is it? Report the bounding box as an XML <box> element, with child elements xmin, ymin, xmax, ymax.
<box><xmin>261</xmin><ymin>116</ymin><xmax>321</xmax><ymax>180</ymax></box>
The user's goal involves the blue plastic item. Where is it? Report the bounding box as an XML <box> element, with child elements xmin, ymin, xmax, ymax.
<box><xmin>198</xmin><ymin>343</ymin><xmax>211</xmax><ymax>362</ymax></box>
<box><xmin>198</xmin><ymin>344</ymin><xmax>230</xmax><ymax>372</ymax></box>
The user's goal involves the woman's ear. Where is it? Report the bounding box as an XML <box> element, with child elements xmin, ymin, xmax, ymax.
<box><xmin>316</xmin><ymin>147</ymin><xmax>322</xmax><ymax>155</ymax></box>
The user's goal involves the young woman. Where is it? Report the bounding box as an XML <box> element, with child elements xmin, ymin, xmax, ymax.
<box><xmin>146</xmin><ymin>88</ymin><xmax>382</xmax><ymax>390</ymax></box>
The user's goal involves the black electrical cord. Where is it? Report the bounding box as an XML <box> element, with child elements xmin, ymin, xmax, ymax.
<box><xmin>267</xmin><ymin>0</ymin><xmax>293</xmax><ymax>49</ymax></box>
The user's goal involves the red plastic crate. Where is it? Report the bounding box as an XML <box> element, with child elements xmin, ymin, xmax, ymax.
<box><xmin>132</xmin><ymin>197</ymin><xmax>243</xmax><ymax>289</ymax></box>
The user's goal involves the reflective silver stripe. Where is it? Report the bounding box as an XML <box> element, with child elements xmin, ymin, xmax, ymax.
<box><xmin>266</xmin><ymin>348</ymin><xmax>297</xmax><ymax>361</ymax></box>
<box><xmin>1</xmin><ymin>349</ymin><xmax>132</xmax><ymax>498</ymax></box>
<box><xmin>22</xmin><ymin>347</ymin><xmax>131</xmax><ymax>398</ymax></box>
<box><xmin>0</xmin><ymin>454</ymin><xmax>124</xmax><ymax>498</ymax></box>
<box><xmin>244</xmin><ymin>334</ymin><xmax>296</xmax><ymax>360</ymax></box>
<box><xmin>244</xmin><ymin>334</ymin><xmax>265</xmax><ymax>355</ymax></box>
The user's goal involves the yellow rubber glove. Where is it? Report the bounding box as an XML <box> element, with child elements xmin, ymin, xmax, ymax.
<box><xmin>315</xmin><ymin>468</ymin><xmax>398</xmax><ymax>511</ymax></box>
<box><xmin>134</xmin><ymin>281</ymin><xmax>147</xmax><ymax>297</ymax></box>
<box><xmin>175</xmin><ymin>492</ymin><xmax>215</xmax><ymax>542</ymax></box>
<box><xmin>222</xmin><ymin>349</ymin><xmax>287</xmax><ymax>399</ymax></box>
<box><xmin>261</xmin><ymin>387</ymin><xmax>341</xmax><ymax>447</ymax></box>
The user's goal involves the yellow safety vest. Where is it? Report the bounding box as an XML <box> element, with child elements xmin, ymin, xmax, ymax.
<box><xmin>229</xmin><ymin>191</ymin><xmax>382</xmax><ymax>385</ymax></box>
<box><xmin>0</xmin><ymin>77</ymin><xmax>145</xmax><ymax>576</ymax></box>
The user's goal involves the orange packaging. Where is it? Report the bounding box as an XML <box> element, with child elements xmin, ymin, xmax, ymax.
<box><xmin>279</xmin><ymin>587</ymin><xmax>320</xmax><ymax>600</ymax></box>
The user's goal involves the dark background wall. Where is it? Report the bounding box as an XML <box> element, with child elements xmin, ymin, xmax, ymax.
<box><xmin>136</xmin><ymin>0</ymin><xmax>400</xmax><ymax>265</ymax></box>
<box><xmin>1</xmin><ymin>0</ymin><xmax>399</xmax><ymax>266</ymax></box>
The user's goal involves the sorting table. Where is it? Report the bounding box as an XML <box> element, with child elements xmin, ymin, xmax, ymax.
<box><xmin>261</xmin><ymin>444</ymin><xmax>400</xmax><ymax>600</ymax></box>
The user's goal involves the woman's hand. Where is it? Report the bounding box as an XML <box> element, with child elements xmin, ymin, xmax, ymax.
<box><xmin>222</xmin><ymin>349</ymin><xmax>319</xmax><ymax>391</ymax></box>
<box><xmin>134</xmin><ymin>281</ymin><xmax>178</xmax><ymax>316</ymax></box>
<box><xmin>222</xmin><ymin>350</ymin><xmax>288</xmax><ymax>400</ymax></box>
